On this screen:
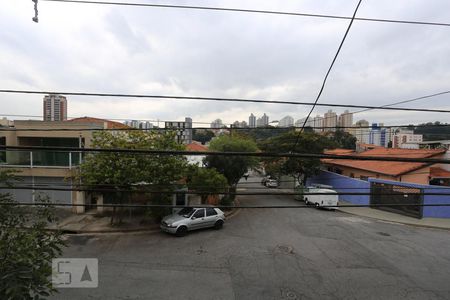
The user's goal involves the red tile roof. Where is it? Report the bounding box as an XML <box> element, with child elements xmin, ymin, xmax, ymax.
<box><xmin>324</xmin><ymin>149</ymin><xmax>355</xmax><ymax>155</ymax></box>
<box><xmin>186</xmin><ymin>143</ymin><xmax>208</xmax><ymax>152</ymax></box>
<box><xmin>323</xmin><ymin>148</ymin><xmax>446</xmax><ymax>176</ymax></box>
<box><xmin>430</xmin><ymin>167</ymin><xmax>450</xmax><ymax>178</ymax></box>
<box><xmin>67</xmin><ymin>117</ymin><xmax>129</xmax><ymax>129</ymax></box>
<box><xmin>358</xmin><ymin>143</ymin><xmax>383</xmax><ymax>149</ymax></box>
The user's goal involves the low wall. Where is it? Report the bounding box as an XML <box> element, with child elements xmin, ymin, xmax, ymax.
<box><xmin>307</xmin><ymin>170</ymin><xmax>370</xmax><ymax>205</ymax></box>
<box><xmin>369</xmin><ymin>179</ymin><xmax>450</xmax><ymax>218</ymax></box>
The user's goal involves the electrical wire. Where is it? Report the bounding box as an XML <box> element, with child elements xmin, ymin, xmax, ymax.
<box><xmin>2</xmin><ymin>185</ymin><xmax>447</xmax><ymax>196</ymax></box>
<box><xmin>293</xmin><ymin>0</ymin><xmax>362</xmax><ymax>151</ymax></box>
<box><xmin>0</xmin><ymin>201</ymin><xmax>449</xmax><ymax>209</ymax></box>
<box><xmin>1</xmin><ymin>145</ymin><xmax>450</xmax><ymax>164</ymax></box>
<box><xmin>2</xmin><ymin>88</ymin><xmax>450</xmax><ymax>127</ymax></box>
<box><xmin>352</xmin><ymin>90</ymin><xmax>450</xmax><ymax>115</ymax></box>
<box><xmin>1</xmin><ymin>89</ymin><xmax>450</xmax><ymax>114</ymax></box>
<box><xmin>39</xmin><ymin>0</ymin><xmax>450</xmax><ymax>28</ymax></box>
<box><xmin>6</xmin><ymin>181</ymin><xmax>440</xmax><ymax>189</ymax></box>
<box><xmin>1</xmin><ymin>124</ymin><xmax>450</xmax><ymax>131</ymax></box>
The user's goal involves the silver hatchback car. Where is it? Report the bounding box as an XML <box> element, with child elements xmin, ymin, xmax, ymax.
<box><xmin>160</xmin><ymin>207</ymin><xmax>225</xmax><ymax>237</ymax></box>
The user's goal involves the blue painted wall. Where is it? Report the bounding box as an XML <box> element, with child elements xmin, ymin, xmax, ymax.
<box><xmin>308</xmin><ymin>172</ymin><xmax>450</xmax><ymax>218</ymax></box>
<box><xmin>307</xmin><ymin>170</ymin><xmax>370</xmax><ymax>205</ymax></box>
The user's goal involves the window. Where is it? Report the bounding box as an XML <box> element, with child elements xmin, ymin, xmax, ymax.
<box><xmin>360</xmin><ymin>176</ymin><xmax>369</xmax><ymax>181</ymax></box>
<box><xmin>178</xmin><ymin>207</ymin><xmax>194</xmax><ymax>218</ymax></box>
<box><xmin>193</xmin><ymin>209</ymin><xmax>205</xmax><ymax>218</ymax></box>
<box><xmin>206</xmin><ymin>207</ymin><xmax>217</xmax><ymax>216</ymax></box>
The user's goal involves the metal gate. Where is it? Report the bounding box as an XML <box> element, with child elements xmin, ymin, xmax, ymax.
<box><xmin>370</xmin><ymin>182</ymin><xmax>424</xmax><ymax>219</ymax></box>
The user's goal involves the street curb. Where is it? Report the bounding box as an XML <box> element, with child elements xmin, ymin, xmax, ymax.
<box><xmin>61</xmin><ymin>226</ymin><xmax>161</xmax><ymax>235</ymax></box>
<box><xmin>338</xmin><ymin>208</ymin><xmax>450</xmax><ymax>231</ymax></box>
<box><xmin>64</xmin><ymin>228</ymin><xmax>162</xmax><ymax>237</ymax></box>
<box><xmin>60</xmin><ymin>203</ymin><xmax>242</xmax><ymax>235</ymax></box>
<box><xmin>225</xmin><ymin>199</ymin><xmax>241</xmax><ymax>220</ymax></box>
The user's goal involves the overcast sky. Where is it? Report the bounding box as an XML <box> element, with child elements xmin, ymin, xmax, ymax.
<box><xmin>1</xmin><ymin>0</ymin><xmax>449</xmax><ymax>127</ymax></box>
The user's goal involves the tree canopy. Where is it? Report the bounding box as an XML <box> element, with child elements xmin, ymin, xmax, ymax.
<box><xmin>76</xmin><ymin>130</ymin><xmax>188</xmax><ymax>223</ymax></box>
<box><xmin>204</xmin><ymin>135</ymin><xmax>259</xmax><ymax>187</ymax></box>
<box><xmin>325</xmin><ymin>130</ymin><xmax>357</xmax><ymax>150</ymax></box>
<box><xmin>259</xmin><ymin>131</ymin><xmax>334</xmax><ymax>184</ymax></box>
<box><xmin>186</xmin><ymin>165</ymin><xmax>228</xmax><ymax>203</ymax></box>
<box><xmin>192</xmin><ymin>129</ymin><xmax>215</xmax><ymax>144</ymax></box>
<box><xmin>0</xmin><ymin>170</ymin><xmax>65</xmax><ymax>300</ymax></box>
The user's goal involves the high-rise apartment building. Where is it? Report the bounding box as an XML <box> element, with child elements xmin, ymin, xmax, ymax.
<box><xmin>313</xmin><ymin>115</ymin><xmax>324</xmax><ymax>133</ymax></box>
<box><xmin>323</xmin><ymin>110</ymin><xmax>337</xmax><ymax>132</ymax></box>
<box><xmin>165</xmin><ymin>117</ymin><xmax>193</xmax><ymax>144</ymax></box>
<box><xmin>210</xmin><ymin>119</ymin><xmax>224</xmax><ymax>129</ymax></box>
<box><xmin>369</xmin><ymin>123</ymin><xmax>390</xmax><ymax>147</ymax></box>
<box><xmin>278</xmin><ymin>115</ymin><xmax>294</xmax><ymax>127</ymax></box>
<box><xmin>232</xmin><ymin>120</ymin><xmax>248</xmax><ymax>128</ymax></box>
<box><xmin>338</xmin><ymin>110</ymin><xmax>353</xmax><ymax>132</ymax></box>
<box><xmin>352</xmin><ymin>119</ymin><xmax>370</xmax><ymax>144</ymax></box>
<box><xmin>249</xmin><ymin>114</ymin><xmax>256</xmax><ymax>128</ymax></box>
<box><xmin>43</xmin><ymin>94</ymin><xmax>67</xmax><ymax>121</ymax></box>
<box><xmin>261</xmin><ymin>113</ymin><xmax>269</xmax><ymax>126</ymax></box>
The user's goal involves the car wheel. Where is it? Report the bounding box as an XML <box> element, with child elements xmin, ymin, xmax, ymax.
<box><xmin>175</xmin><ymin>226</ymin><xmax>188</xmax><ymax>237</ymax></box>
<box><xmin>315</xmin><ymin>203</ymin><xmax>320</xmax><ymax>208</ymax></box>
<box><xmin>214</xmin><ymin>220</ymin><xmax>224</xmax><ymax>230</ymax></box>
<box><xmin>304</xmin><ymin>198</ymin><xmax>308</xmax><ymax>205</ymax></box>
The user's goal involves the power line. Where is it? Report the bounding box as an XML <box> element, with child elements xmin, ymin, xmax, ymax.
<box><xmin>3</xmin><ymin>185</ymin><xmax>448</xmax><ymax>196</ymax></box>
<box><xmin>1</xmin><ymin>201</ymin><xmax>449</xmax><ymax>209</ymax></box>
<box><xmin>1</xmin><ymin>125</ymin><xmax>450</xmax><ymax>132</ymax></box>
<box><xmin>1</xmin><ymin>89</ymin><xmax>450</xmax><ymax>114</ymax></box>
<box><xmin>0</xmin><ymin>113</ymin><xmax>221</xmax><ymax>126</ymax></box>
<box><xmin>294</xmin><ymin>0</ymin><xmax>362</xmax><ymax>150</ymax></box>
<box><xmin>5</xmin><ymin>178</ymin><xmax>445</xmax><ymax>188</ymax></box>
<box><xmin>40</xmin><ymin>0</ymin><xmax>450</xmax><ymax>28</ymax></box>
<box><xmin>352</xmin><ymin>90</ymin><xmax>450</xmax><ymax>115</ymax></box>
<box><xmin>2</xmin><ymin>89</ymin><xmax>450</xmax><ymax>126</ymax></box>
<box><xmin>1</xmin><ymin>145</ymin><xmax>450</xmax><ymax>164</ymax></box>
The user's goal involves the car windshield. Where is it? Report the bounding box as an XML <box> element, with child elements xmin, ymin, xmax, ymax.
<box><xmin>177</xmin><ymin>207</ymin><xmax>194</xmax><ymax>218</ymax></box>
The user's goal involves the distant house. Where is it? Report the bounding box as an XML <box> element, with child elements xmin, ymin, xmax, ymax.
<box><xmin>67</xmin><ymin>116</ymin><xmax>129</xmax><ymax>129</ymax></box>
<box><xmin>322</xmin><ymin>148</ymin><xmax>449</xmax><ymax>185</ymax></box>
<box><xmin>186</xmin><ymin>142</ymin><xmax>208</xmax><ymax>166</ymax></box>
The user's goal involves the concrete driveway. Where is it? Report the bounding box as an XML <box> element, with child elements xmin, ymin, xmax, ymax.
<box><xmin>53</xmin><ymin>176</ymin><xmax>450</xmax><ymax>299</ymax></box>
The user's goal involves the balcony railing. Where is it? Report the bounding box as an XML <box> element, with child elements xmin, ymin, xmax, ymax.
<box><xmin>0</xmin><ymin>150</ymin><xmax>83</xmax><ymax>168</ymax></box>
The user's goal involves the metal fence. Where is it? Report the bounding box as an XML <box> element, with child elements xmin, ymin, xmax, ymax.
<box><xmin>370</xmin><ymin>181</ymin><xmax>424</xmax><ymax>218</ymax></box>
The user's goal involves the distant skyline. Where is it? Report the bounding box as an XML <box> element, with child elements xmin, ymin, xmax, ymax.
<box><xmin>1</xmin><ymin>1</ymin><xmax>449</xmax><ymax>126</ymax></box>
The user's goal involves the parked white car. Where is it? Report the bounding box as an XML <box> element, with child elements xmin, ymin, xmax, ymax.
<box><xmin>304</xmin><ymin>187</ymin><xmax>339</xmax><ymax>210</ymax></box>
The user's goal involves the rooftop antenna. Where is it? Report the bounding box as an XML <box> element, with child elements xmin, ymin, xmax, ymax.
<box><xmin>32</xmin><ymin>0</ymin><xmax>38</xmax><ymax>23</ymax></box>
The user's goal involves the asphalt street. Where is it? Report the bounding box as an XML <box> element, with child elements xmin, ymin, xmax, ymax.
<box><xmin>53</xmin><ymin>176</ymin><xmax>450</xmax><ymax>300</ymax></box>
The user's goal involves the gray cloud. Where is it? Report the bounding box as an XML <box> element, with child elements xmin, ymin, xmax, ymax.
<box><xmin>0</xmin><ymin>0</ymin><xmax>449</xmax><ymax>126</ymax></box>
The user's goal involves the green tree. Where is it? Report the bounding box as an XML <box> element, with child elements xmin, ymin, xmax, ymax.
<box><xmin>236</xmin><ymin>126</ymin><xmax>291</xmax><ymax>143</ymax></box>
<box><xmin>0</xmin><ymin>170</ymin><xmax>66</xmax><ymax>300</ymax></box>
<box><xmin>76</xmin><ymin>130</ymin><xmax>188</xmax><ymax>224</ymax></box>
<box><xmin>186</xmin><ymin>166</ymin><xmax>228</xmax><ymax>204</ymax></box>
<box><xmin>259</xmin><ymin>131</ymin><xmax>334</xmax><ymax>185</ymax></box>
<box><xmin>192</xmin><ymin>129</ymin><xmax>215</xmax><ymax>144</ymax></box>
<box><xmin>203</xmin><ymin>135</ymin><xmax>259</xmax><ymax>200</ymax></box>
<box><xmin>326</xmin><ymin>130</ymin><xmax>356</xmax><ymax>149</ymax></box>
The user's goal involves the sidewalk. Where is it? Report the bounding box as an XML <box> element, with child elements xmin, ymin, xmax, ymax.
<box><xmin>50</xmin><ymin>207</ymin><xmax>239</xmax><ymax>234</ymax></box>
<box><xmin>49</xmin><ymin>213</ymin><xmax>159</xmax><ymax>234</ymax></box>
<box><xmin>339</xmin><ymin>201</ymin><xmax>450</xmax><ymax>230</ymax></box>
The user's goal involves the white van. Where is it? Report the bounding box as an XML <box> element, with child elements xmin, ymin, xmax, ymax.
<box><xmin>304</xmin><ymin>187</ymin><xmax>339</xmax><ymax>210</ymax></box>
